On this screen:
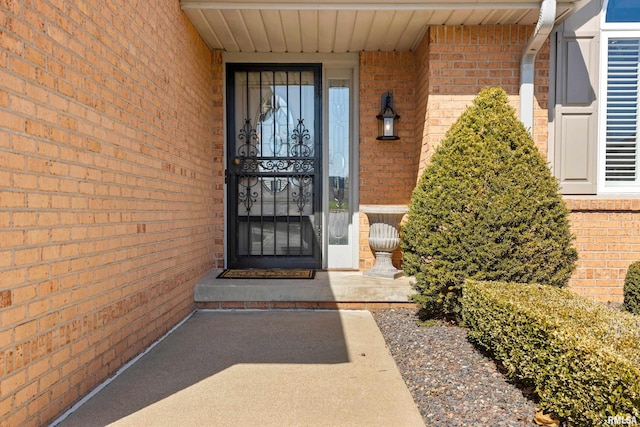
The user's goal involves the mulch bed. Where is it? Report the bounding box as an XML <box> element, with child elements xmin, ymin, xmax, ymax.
<box><xmin>372</xmin><ymin>308</ymin><xmax>539</xmax><ymax>427</ymax></box>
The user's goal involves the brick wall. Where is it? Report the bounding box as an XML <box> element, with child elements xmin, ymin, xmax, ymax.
<box><xmin>358</xmin><ymin>51</ymin><xmax>418</xmax><ymax>270</ymax></box>
<box><xmin>416</xmin><ymin>25</ymin><xmax>550</xmax><ymax>174</ymax></box>
<box><xmin>359</xmin><ymin>27</ymin><xmax>633</xmax><ymax>304</ymax></box>
<box><xmin>359</xmin><ymin>51</ymin><xmax>419</xmax><ymax>206</ymax></box>
<box><xmin>565</xmin><ymin>199</ymin><xmax>640</xmax><ymax>303</ymax></box>
<box><xmin>407</xmin><ymin>26</ymin><xmax>627</xmax><ymax>303</ymax></box>
<box><xmin>414</xmin><ymin>31</ymin><xmax>430</xmax><ymax>175</ymax></box>
<box><xmin>358</xmin><ymin>27</ymin><xmax>550</xmax><ymax>272</ymax></box>
<box><xmin>0</xmin><ymin>1</ymin><xmax>220</xmax><ymax>425</ymax></box>
<box><xmin>211</xmin><ymin>51</ymin><xmax>225</xmax><ymax>265</ymax></box>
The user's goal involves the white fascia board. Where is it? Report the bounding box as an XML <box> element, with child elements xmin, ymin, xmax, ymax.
<box><xmin>182</xmin><ymin>1</ymin><xmax>546</xmax><ymax>11</ymax></box>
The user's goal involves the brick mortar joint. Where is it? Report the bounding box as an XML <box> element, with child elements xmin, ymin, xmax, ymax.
<box><xmin>565</xmin><ymin>198</ymin><xmax>640</xmax><ymax>212</ymax></box>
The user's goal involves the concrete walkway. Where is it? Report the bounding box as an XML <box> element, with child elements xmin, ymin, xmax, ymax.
<box><xmin>52</xmin><ymin>310</ymin><xmax>425</xmax><ymax>427</ymax></box>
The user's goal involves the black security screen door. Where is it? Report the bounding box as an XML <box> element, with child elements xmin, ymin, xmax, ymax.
<box><xmin>226</xmin><ymin>64</ymin><xmax>322</xmax><ymax>268</ymax></box>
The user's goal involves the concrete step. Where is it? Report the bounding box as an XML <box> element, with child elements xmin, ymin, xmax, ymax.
<box><xmin>195</xmin><ymin>270</ymin><xmax>416</xmax><ymax>309</ymax></box>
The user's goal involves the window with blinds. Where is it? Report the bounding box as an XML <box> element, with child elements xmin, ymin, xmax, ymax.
<box><xmin>604</xmin><ymin>38</ymin><xmax>640</xmax><ymax>184</ymax></box>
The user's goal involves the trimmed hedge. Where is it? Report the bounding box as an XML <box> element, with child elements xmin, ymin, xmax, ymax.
<box><xmin>462</xmin><ymin>280</ymin><xmax>640</xmax><ymax>426</ymax></box>
<box><xmin>402</xmin><ymin>87</ymin><xmax>577</xmax><ymax>319</ymax></box>
<box><xmin>624</xmin><ymin>261</ymin><xmax>640</xmax><ymax>316</ymax></box>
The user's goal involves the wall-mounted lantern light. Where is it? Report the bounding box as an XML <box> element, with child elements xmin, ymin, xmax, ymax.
<box><xmin>376</xmin><ymin>92</ymin><xmax>400</xmax><ymax>141</ymax></box>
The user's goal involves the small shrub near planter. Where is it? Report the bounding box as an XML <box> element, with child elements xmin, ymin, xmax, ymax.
<box><xmin>462</xmin><ymin>280</ymin><xmax>640</xmax><ymax>426</ymax></box>
<box><xmin>402</xmin><ymin>87</ymin><xmax>577</xmax><ymax>319</ymax></box>
<box><xmin>624</xmin><ymin>261</ymin><xmax>640</xmax><ymax>316</ymax></box>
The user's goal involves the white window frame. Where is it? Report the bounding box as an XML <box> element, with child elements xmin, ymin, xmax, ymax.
<box><xmin>597</xmin><ymin>0</ymin><xmax>640</xmax><ymax>193</ymax></box>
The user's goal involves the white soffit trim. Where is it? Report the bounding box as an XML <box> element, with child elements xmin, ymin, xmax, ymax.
<box><xmin>182</xmin><ymin>2</ymin><xmax>545</xmax><ymax>11</ymax></box>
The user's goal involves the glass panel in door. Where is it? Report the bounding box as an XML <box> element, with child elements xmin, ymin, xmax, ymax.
<box><xmin>326</xmin><ymin>72</ymin><xmax>356</xmax><ymax>269</ymax></box>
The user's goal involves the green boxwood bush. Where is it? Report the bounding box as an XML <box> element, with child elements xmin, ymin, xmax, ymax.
<box><xmin>462</xmin><ymin>280</ymin><xmax>640</xmax><ymax>426</ymax></box>
<box><xmin>402</xmin><ymin>87</ymin><xmax>577</xmax><ymax>318</ymax></box>
<box><xmin>624</xmin><ymin>261</ymin><xmax>640</xmax><ymax>316</ymax></box>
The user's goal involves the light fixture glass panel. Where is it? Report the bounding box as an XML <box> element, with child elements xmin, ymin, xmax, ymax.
<box><xmin>383</xmin><ymin>117</ymin><xmax>394</xmax><ymax>136</ymax></box>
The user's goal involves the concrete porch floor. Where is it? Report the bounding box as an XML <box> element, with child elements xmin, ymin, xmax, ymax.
<box><xmin>52</xmin><ymin>310</ymin><xmax>426</xmax><ymax>427</ymax></box>
<box><xmin>195</xmin><ymin>270</ymin><xmax>417</xmax><ymax>309</ymax></box>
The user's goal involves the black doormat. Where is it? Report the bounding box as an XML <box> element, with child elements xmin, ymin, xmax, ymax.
<box><xmin>216</xmin><ymin>269</ymin><xmax>316</xmax><ymax>279</ymax></box>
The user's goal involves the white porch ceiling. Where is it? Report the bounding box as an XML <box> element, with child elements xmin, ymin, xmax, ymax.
<box><xmin>181</xmin><ymin>0</ymin><xmax>580</xmax><ymax>53</ymax></box>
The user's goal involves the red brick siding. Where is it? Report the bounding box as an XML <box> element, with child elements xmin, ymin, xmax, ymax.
<box><xmin>358</xmin><ymin>27</ymin><xmax>632</xmax><ymax>304</ymax></box>
<box><xmin>358</xmin><ymin>27</ymin><xmax>550</xmax><ymax>272</ymax></box>
<box><xmin>359</xmin><ymin>51</ymin><xmax>419</xmax><ymax>206</ymax></box>
<box><xmin>0</xmin><ymin>1</ymin><xmax>219</xmax><ymax>425</ymax></box>
<box><xmin>565</xmin><ymin>199</ymin><xmax>640</xmax><ymax>304</ymax></box>
<box><xmin>211</xmin><ymin>50</ymin><xmax>225</xmax><ymax>267</ymax></box>
<box><xmin>358</xmin><ymin>51</ymin><xmax>418</xmax><ymax>270</ymax></box>
<box><xmin>409</xmin><ymin>26</ymin><xmax>628</xmax><ymax>303</ymax></box>
<box><xmin>413</xmin><ymin>26</ymin><xmax>628</xmax><ymax>303</ymax></box>
<box><xmin>417</xmin><ymin>25</ymin><xmax>550</xmax><ymax>175</ymax></box>
<box><xmin>414</xmin><ymin>31</ymin><xmax>430</xmax><ymax>175</ymax></box>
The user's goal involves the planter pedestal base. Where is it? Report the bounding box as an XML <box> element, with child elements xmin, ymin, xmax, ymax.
<box><xmin>363</xmin><ymin>251</ymin><xmax>403</xmax><ymax>279</ymax></box>
<box><xmin>360</xmin><ymin>205</ymin><xmax>408</xmax><ymax>280</ymax></box>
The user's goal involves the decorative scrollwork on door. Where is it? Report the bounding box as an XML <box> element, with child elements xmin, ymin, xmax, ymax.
<box><xmin>291</xmin><ymin>119</ymin><xmax>312</xmax><ymax>157</ymax></box>
<box><xmin>237</xmin><ymin>176</ymin><xmax>259</xmax><ymax>213</ymax></box>
<box><xmin>291</xmin><ymin>175</ymin><xmax>313</xmax><ymax>213</ymax></box>
<box><xmin>237</xmin><ymin>119</ymin><xmax>259</xmax><ymax>157</ymax></box>
<box><xmin>228</xmin><ymin>66</ymin><xmax>321</xmax><ymax>267</ymax></box>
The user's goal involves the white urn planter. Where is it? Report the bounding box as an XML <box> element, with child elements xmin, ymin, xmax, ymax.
<box><xmin>360</xmin><ymin>204</ymin><xmax>408</xmax><ymax>279</ymax></box>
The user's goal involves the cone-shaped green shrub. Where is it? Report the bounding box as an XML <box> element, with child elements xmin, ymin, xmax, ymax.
<box><xmin>402</xmin><ymin>87</ymin><xmax>578</xmax><ymax>318</ymax></box>
<box><xmin>624</xmin><ymin>261</ymin><xmax>640</xmax><ymax>316</ymax></box>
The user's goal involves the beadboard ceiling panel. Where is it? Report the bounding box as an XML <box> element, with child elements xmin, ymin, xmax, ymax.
<box><xmin>181</xmin><ymin>0</ymin><xmax>581</xmax><ymax>53</ymax></box>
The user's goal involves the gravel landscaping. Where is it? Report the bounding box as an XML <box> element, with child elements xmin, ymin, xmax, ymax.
<box><xmin>372</xmin><ymin>308</ymin><xmax>539</xmax><ymax>427</ymax></box>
